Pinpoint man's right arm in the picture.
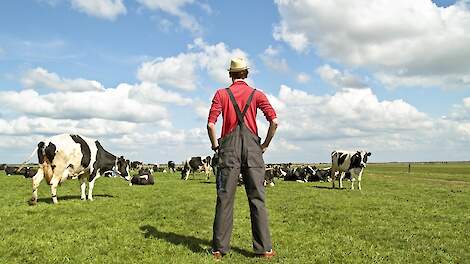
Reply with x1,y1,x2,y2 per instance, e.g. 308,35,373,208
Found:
257,91,278,153
261,118,278,153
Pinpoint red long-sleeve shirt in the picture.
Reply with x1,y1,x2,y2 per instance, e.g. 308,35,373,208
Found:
208,80,277,138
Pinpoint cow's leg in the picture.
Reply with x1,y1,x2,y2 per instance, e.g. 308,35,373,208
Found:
50,177,60,204
350,173,355,190
339,172,344,189
30,169,44,205
88,175,100,201
331,169,336,188
80,176,87,200
358,170,363,191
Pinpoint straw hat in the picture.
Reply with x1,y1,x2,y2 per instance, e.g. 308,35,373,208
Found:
228,57,249,72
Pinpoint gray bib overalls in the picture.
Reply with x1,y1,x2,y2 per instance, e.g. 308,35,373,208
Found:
212,88,273,254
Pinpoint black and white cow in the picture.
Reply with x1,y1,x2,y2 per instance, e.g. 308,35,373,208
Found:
283,166,316,182
5,166,20,176
181,156,211,180
30,133,131,205
167,161,176,173
210,153,218,177
130,168,155,185
331,150,371,190
310,167,331,182
131,161,143,170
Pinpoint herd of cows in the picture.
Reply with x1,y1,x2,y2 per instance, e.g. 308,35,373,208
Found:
0,133,371,204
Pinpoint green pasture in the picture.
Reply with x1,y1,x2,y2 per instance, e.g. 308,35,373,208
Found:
0,163,469,263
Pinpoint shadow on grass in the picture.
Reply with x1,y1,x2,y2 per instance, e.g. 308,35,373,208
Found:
311,185,346,190
139,225,254,257
35,194,115,204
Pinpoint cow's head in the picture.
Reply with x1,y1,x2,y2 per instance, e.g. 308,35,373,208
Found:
116,156,131,181
356,151,371,168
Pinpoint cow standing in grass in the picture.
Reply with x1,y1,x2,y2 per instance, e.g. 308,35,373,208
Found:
330,150,371,190
30,133,131,205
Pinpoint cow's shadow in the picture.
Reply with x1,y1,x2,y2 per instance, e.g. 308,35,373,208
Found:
35,194,115,204
311,185,346,190
139,225,253,257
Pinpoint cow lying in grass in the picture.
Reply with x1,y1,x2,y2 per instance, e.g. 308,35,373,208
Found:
283,166,316,182
4,166,38,178
29,133,131,205
130,168,155,185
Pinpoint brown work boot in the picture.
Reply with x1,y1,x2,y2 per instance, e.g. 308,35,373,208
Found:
211,250,223,261
256,249,276,259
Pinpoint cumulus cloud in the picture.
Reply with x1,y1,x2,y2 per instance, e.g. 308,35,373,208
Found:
22,67,105,92
70,0,126,20
137,0,203,34
316,64,367,89
267,85,433,143
128,82,193,105
296,72,311,83
274,0,470,89
0,116,136,137
137,38,249,89
137,54,198,91
0,86,167,123
193,100,210,120
259,46,289,73
449,97,470,121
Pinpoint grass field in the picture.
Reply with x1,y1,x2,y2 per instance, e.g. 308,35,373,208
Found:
0,163,469,263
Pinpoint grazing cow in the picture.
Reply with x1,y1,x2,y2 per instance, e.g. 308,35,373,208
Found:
331,150,371,190
30,133,131,205
181,156,211,180
167,161,176,173
131,168,155,185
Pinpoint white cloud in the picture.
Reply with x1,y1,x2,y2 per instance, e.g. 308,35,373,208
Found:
316,64,366,89
36,0,61,7
128,82,193,105
0,86,167,123
22,67,105,92
296,72,311,83
70,0,126,20
449,97,470,121
137,54,198,91
267,84,433,144
193,100,210,120
274,0,470,89
190,38,248,84
137,38,249,89
137,0,203,34
259,46,289,73
0,116,136,137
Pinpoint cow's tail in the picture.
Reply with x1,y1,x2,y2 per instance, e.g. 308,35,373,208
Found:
16,146,39,172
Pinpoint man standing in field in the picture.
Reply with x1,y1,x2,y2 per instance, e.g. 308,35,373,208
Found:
207,57,278,260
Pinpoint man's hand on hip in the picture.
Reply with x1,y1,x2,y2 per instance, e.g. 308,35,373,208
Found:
261,143,268,153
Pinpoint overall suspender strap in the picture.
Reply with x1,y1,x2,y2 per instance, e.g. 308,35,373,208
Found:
226,88,256,125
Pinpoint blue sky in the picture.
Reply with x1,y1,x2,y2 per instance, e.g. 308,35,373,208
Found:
1,0,469,163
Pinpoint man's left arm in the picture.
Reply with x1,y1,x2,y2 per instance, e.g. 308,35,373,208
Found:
207,91,222,151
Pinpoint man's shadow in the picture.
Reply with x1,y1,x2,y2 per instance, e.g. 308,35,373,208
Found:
139,225,253,257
